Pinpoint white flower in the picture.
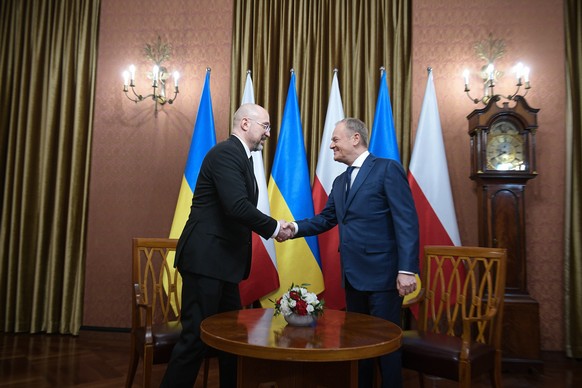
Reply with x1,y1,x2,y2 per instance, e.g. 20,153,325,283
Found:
304,293,318,304
272,283,325,318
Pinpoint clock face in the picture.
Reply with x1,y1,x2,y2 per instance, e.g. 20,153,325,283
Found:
486,121,526,171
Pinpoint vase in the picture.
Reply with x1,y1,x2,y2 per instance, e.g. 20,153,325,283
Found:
284,313,316,327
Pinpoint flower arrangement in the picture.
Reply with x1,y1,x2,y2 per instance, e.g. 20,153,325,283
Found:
273,283,325,318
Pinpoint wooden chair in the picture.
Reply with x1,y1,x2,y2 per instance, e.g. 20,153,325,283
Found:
125,237,216,388
401,246,507,388
125,238,182,388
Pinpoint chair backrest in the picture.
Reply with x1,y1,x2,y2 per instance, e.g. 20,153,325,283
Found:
131,238,181,328
416,246,507,348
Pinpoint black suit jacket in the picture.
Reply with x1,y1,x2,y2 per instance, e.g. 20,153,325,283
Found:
175,136,278,283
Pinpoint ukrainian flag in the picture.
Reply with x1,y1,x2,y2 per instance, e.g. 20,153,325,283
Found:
169,69,216,240
166,69,216,313
264,71,324,301
369,68,400,162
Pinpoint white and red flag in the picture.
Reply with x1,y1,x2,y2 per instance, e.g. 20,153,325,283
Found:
311,71,346,310
407,69,464,311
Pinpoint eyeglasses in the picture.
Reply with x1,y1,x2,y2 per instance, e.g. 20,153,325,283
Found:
248,118,271,133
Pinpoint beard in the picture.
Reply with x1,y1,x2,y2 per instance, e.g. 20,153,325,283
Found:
251,137,266,152
251,143,263,152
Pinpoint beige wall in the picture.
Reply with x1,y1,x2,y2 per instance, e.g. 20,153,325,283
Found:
85,0,565,351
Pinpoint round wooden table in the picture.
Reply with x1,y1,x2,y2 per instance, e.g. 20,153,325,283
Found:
200,308,402,388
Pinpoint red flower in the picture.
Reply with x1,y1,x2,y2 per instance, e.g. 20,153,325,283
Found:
295,300,308,315
289,291,301,301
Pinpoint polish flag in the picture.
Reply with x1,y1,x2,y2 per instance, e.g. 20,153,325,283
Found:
238,71,279,306
407,69,463,312
312,71,346,310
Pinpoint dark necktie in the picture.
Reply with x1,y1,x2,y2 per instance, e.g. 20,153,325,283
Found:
249,156,258,199
345,166,355,201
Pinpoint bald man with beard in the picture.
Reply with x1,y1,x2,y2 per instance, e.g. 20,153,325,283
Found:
161,104,293,388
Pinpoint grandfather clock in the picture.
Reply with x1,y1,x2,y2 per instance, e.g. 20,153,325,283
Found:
467,95,543,371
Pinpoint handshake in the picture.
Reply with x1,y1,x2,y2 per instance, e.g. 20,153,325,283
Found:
275,220,296,242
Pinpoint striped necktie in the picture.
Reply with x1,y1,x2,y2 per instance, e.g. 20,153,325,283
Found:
345,166,355,201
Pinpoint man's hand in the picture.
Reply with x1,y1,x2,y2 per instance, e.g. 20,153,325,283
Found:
397,273,417,297
275,220,295,242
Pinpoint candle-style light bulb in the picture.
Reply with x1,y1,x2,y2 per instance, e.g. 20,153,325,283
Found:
123,71,129,87
152,65,159,87
129,64,136,85
523,66,531,89
514,62,524,83
463,69,470,90
173,71,180,87
487,64,495,81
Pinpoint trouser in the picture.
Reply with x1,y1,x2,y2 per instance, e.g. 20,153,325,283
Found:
345,279,403,388
160,272,241,388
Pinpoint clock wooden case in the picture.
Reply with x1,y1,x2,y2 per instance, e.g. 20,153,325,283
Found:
467,95,543,371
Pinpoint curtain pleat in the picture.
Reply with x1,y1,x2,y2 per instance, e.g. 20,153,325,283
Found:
564,0,582,359
0,0,99,335
230,0,411,179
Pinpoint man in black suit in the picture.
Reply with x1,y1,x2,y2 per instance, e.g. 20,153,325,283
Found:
160,103,293,388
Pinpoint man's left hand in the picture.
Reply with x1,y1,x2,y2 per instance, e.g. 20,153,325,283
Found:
397,273,417,297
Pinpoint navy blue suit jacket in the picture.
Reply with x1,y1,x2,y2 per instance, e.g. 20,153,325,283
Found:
296,153,419,291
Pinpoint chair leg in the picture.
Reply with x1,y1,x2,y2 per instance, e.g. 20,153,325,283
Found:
125,338,139,388
492,352,502,388
491,365,502,388
203,355,210,388
418,372,425,388
142,346,153,388
459,361,471,388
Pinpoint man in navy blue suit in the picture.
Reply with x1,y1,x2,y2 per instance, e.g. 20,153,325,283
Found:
288,117,419,388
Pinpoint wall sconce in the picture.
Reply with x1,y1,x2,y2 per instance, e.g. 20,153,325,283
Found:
122,36,180,117
463,34,531,105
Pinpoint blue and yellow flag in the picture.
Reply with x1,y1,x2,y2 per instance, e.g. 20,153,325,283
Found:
369,69,400,162
166,69,216,313
169,69,217,240
264,71,324,301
